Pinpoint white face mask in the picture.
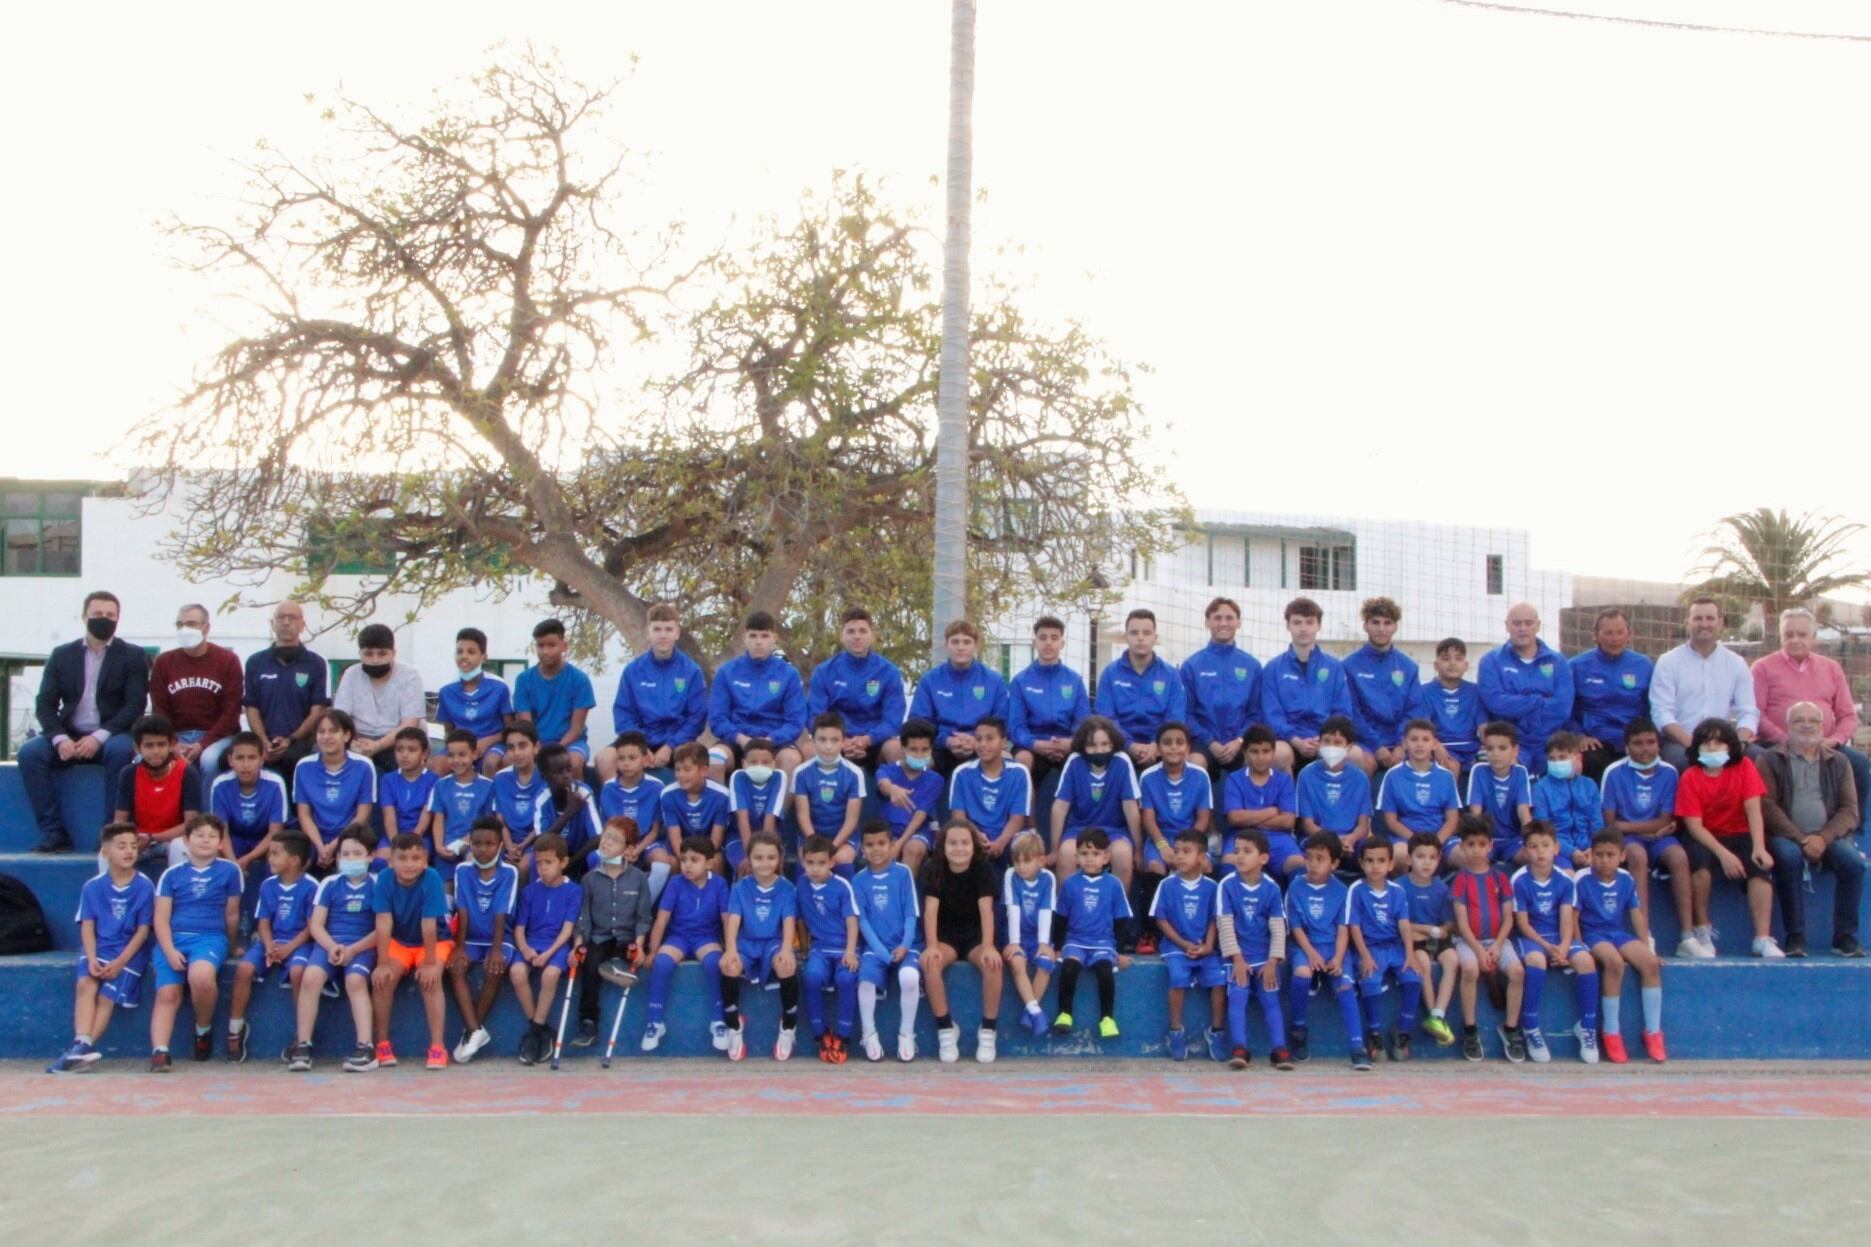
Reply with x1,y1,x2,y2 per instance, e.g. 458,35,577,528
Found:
1319,745,1349,768
176,626,205,649
744,764,775,785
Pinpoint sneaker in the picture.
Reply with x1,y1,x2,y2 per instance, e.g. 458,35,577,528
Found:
375,1040,397,1068
774,1027,796,1062
342,1044,377,1073
1499,1025,1527,1064
1023,1009,1048,1037
710,1021,731,1052
454,1027,491,1064
1696,924,1721,953
1166,1028,1188,1062
829,1034,848,1064
70,1040,101,1070
1784,936,1808,959
1643,1030,1669,1063
1751,936,1786,960
192,1031,213,1062
976,1028,997,1064
1350,1047,1372,1071
149,1050,172,1073
1204,1027,1229,1063
1270,1047,1295,1071
1392,1032,1412,1062
1367,1030,1387,1062
1676,934,1716,959
1524,1027,1551,1063
572,1017,598,1048
46,1045,78,1075
726,1019,746,1062
287,1041,314,1073
227,1023,248,1064
598,959,638,988
1098,1016,1119,1040
1834,935,1865,958
1601,1032,1629,1064
1574,1023,1600,1064
1135,932,1158,956
1229,1046,1250,1070
1461,1030,1484,1062
861,1031,884,1062
1051,1012,1074,1036
640,1020,666,1053
425,1045,447,1071
1422,1015,1455,1046
817,1033,834,1063
1289,1027,1310,1063
937,1025,960,1064
897,1033,917,1062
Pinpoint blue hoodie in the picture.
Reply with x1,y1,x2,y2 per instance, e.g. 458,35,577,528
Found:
1006,660,1091,752
908,662,1011,749
1094,652,1189,746
611,649,708,749
1258,647,1353,741
1566,647,1654,743
1342,643,1421,751
1477,641,1574,772
1179,641,1263,751
707,653,807,745
806,650,907,742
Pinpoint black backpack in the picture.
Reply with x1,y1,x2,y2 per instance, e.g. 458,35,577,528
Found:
0,873,53,955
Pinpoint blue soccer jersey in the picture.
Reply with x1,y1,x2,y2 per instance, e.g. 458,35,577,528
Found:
793,758,867,839
1216,873,1284,964
948,758,1032,839
1053,754,1139,833
491,767,548,840
76,873,155,957
1138,764,1212,837
1376,763,1460,838
1532,774,1605,855
729,875,797,943
428,775,497,844
1150,873,1218,948
513,663,596,753
708,653,808,745
659,872,730,947
1398,874,1453,931
1296,761,1373,835
157,859,244,936
1222,767,1297,823
661,782,733,841
873,762,943,837
380,769,437,836
728,769,789,827
254,875,316,941
1057,871,1132,950
1180,641,1263,753
1575,869,1641,946
1284,875,1349,956
209,771,289,854
1002,868,1058,949
452,861,520,945
1344,879,1408,952
1601,758,1678,824
1412,679,1483,765
314,876,378,945
513,877,581,949
435,675,514,742
599,775,667,836
1511,867,1575,945
373,868,450,946
1466,763,1532,841
533,781,603,853
1093,654,1190,746
806,650,907,743
292,753,378,837
853,862,920,957
798,875,860,950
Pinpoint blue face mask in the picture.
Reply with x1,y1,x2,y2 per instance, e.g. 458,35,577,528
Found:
600,854,625,868
338,858,369,879
1629,755,1659,772
1545,759,1575,780
904,754,931,772
459,666,483,683
1698,749,1731,770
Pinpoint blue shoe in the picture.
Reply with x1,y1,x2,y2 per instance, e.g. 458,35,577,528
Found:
1024,1010,1048,1037
1166,1028,1188,1061
1350,1047,1373,1071
1204,1027,1229,1063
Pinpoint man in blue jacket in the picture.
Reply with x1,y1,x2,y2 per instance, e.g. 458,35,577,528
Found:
1095,609,1200,772
604,602,708,780
1007,615,1090,795
1342,596,1420,778
806,607,906,770
20,590,149,851
1565,607,1653,780
706,611,806,781
1477,602,1574,776
1259,597,1357,775
1180,596,1262,775
908,620,1011,776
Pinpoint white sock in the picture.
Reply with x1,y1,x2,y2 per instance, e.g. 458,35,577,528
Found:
1431,1008,1445,1020
647,861,671,901
74,1033,92,1047
896,965,921,1037
228,1018,246,1036
1024,1000,1042,1017
858,982,879,1036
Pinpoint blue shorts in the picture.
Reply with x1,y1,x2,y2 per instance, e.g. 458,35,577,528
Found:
1356,943,1417,996
1162,949,1226,989
504,942,571,972
240,940,314,983
1060,941,1117,967
724,837,748,871
1513,937,1590,965
899,822,936,850
858,949,921,989
154,931,229,990
804,946,857,983
1493,836,1524,864
76,950,149,1008
1626,834,1682,864
1009,940,1057,974
307,944,377,979
1056,824,1123,852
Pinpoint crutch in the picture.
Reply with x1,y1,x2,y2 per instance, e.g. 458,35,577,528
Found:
599,949,640,1069
549,949,584,1071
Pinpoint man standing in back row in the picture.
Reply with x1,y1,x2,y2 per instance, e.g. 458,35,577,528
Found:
1650,597,1757,772
1477,602,1572,777
1751,606,1869,838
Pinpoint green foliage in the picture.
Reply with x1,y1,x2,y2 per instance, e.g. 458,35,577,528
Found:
1687,508,1869,624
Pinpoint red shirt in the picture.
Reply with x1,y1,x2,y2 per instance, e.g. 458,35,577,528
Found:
1673,757,1767,836
149,643,245,743
116,761,201,837
1451,867,1513,940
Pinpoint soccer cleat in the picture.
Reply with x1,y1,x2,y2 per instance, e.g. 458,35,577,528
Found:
1288,1026,1310,1063
573,1018,598,1048
1422,1015,1455,1046
861,1031,885,1062
1229,1047,1250,1070
640,1021,667,1053
227,1023,249,1064
829,1034,849,1064
1783,937,1807,959
375,1040,397,1068
598,959,638,988
1643,1030,1669,1063
425,1045,447,1071
1367,1030,1386,1062
1205,1027,1229,1063
454,1027,491,1064
1098,1016,1120,1040
1574,1024,1599,1064
898,1033,917,1062
516,1027,540,1066
1751,936,1785,959
1461,1031,1484,1062
1601,1032,1629,1064
817,1032,834,1063
1835,935,1865,958
1676,934,1716,959
149,1050,173,1073
726,1019,746,1062
1270,1047,1295,1071
937,1025,960,1064
1524,1027,1551,1064
1166,1028,1188,1062
286,1042,314,1073
193,1031,214,1062
1392,1032,1412,1062
1499,1025,1527,1064
710,1021,731,1052
1350,1047,1373,1071
976,1028,997,1064
342,1044,377,1073
1051,1012,1074,1036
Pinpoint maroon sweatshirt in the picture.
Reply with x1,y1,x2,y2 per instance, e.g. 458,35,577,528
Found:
150,643,245,744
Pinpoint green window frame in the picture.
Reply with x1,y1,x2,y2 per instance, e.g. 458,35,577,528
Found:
1,487,84,577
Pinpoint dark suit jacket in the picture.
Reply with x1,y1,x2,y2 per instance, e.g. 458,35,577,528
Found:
35,637,150,740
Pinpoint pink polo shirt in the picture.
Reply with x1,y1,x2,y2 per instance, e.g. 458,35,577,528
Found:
1751,650,1857,745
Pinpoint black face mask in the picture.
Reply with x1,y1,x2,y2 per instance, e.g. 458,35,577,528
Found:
86,617,117,642
1083,750,1115,768
360,662,393,680
273,644,303,661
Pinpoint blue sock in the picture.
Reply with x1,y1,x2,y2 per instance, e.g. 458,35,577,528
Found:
1226,984,1250,1049
1334,981,1366,1049
700,950,724,1023
833,862,855,881
1522,962,1546,1027
1256,982,1287,1049
1359,987,1382,1034
1399,974,1423,1030
1574,970,1599,1031
802,960,827,1033
1287,971,1312,1031
837,972,858,1037
1641,986,1662,1034
646,953,676,1022
1602,993,1621,1035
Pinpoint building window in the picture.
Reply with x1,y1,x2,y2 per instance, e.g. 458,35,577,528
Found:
1,489,83,576
1298,542,1356,592
1128,549,1153,582
1486,554,1505,596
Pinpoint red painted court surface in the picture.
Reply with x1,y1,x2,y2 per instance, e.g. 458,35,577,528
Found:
5,1064,1867,1119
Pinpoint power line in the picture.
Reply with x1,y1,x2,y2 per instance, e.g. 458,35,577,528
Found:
1439,0,1871,42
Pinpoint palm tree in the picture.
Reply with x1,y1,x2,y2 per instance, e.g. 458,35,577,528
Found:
931,0,975,662
1686,509,1869,624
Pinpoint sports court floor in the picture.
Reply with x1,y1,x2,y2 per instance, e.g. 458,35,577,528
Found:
1,1061,1865,1244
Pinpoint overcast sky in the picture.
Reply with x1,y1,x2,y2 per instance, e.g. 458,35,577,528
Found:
6,0,1869,590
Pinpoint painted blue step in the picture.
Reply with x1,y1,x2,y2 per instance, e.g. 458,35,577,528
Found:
0,763,108,853
6,954,1867,1064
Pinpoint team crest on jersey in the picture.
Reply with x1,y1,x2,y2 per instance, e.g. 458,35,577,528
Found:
1325,786,1341,806
1083,890,1100,912
865,679,880,698
972,685,985,700
1306,895,1325,920
1151,680,1166,696
1181,894,1203,920
1539,663,1554,678
1634,788,1654,811
767,680,781,695
819,782,836,803
1234,667,1248,682
981,789,999,811
674,678,688,692
1167,790,1184,813
1059,685,1073,698
1534,894,1554,916
109,897,129,921
294,672,309,688
1414,782,1431,802
1316,668,1329,682
1621,673,1637,689
1600,892,1619,916
1089,778,1106,800
1391,669,1406,687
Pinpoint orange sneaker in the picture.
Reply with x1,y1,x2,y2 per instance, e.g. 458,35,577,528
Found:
1600,1033,1629,1064
425,1045,448,1071
1643,1031,1668,1063
375,1040,397,1068
829,1034,848,1065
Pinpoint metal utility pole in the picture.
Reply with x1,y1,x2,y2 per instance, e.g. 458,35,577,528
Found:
931,0,975,662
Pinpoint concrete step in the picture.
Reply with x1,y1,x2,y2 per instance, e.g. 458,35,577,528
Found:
0,763,108,853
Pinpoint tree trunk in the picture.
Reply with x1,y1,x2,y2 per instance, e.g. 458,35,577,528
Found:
931,0,976,662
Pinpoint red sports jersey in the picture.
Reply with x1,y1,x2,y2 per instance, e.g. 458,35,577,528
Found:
1450,867,1513,940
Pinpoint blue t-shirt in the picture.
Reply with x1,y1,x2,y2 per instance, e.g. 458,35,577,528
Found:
874,762,943,836
513,663,596,752
1001,868,1057,948
1575,869,1641,946
1057,871,1132,949
661,783,733,841
157,859,244,936
659,873,730,946
728,770,789,828
1138,764,1212,837
1376,763,1461,837
428,775,497,844
514,878,581,950
76,873,155,957
372,867,449,946
293,753,378,837
532,781,603,854
1149,873,1217,948
435,675,514,742
254,875,317,941
380,769,438,836
1511,867,1575,945
1412,679,1483,763
1296,762,1372,835
729,875,797,943
599,775,667,836
314,876,378,945
1601,759,1679,826
1398,874,1454,930
491,767,548,840
1053,754,1139,833
1222,767,1297,824
948,759,1032,839
798,875,859,950
1465,763,1532,842
452,861,520,945
209,771,290,853
242,645,329,740
1284,875,1349,955
1216,874,1284,964
793,759,867,839
853,863,920,956
1344,879,1408,952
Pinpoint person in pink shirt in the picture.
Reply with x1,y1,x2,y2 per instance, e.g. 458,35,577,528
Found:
1751,607,1868,837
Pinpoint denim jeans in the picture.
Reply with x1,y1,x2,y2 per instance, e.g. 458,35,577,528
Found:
17,732,136,845
1767,835,1865,944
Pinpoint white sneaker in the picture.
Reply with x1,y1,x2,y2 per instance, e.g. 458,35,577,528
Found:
1676,934,1716,959
937,1025,960,1063
454,1027,491,1064
1574,1023,1600,1065
976,1027,997,1064
1696,925,1721,953
726,1021,746,1061
711,1021,731,1051
861,1031,884,1062
1525,1027,1552,1064
898,1033,917,1062
1752,936,1786,959
773,1027,795,1062
640,1021,666,1052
